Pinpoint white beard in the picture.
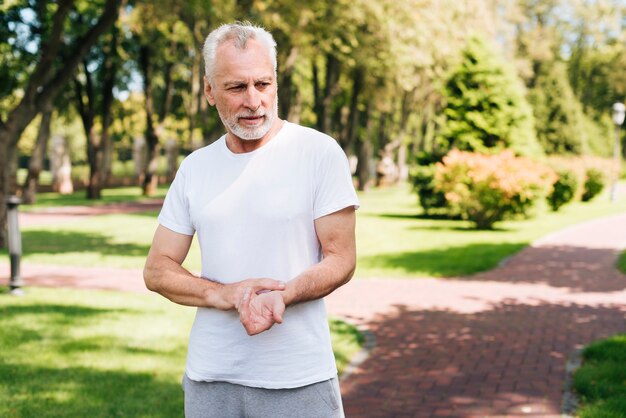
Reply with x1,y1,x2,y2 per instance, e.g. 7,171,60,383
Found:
220,100,279,141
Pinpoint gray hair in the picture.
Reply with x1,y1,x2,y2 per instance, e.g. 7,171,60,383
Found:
203,22,277,85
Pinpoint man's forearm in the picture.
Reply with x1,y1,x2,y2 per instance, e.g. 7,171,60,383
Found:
144,255,224,308
281,253,355,307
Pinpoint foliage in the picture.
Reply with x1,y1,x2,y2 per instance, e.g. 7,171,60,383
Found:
409,164,447,215
573,334,626,418
529,63,587,154
439,36,542,157
582,168,606,202
547,169,578,211
434,150,556,229
0,287,362,417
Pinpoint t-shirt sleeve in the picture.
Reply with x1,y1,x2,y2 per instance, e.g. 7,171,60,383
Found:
313,140,360,220
157,166,195,236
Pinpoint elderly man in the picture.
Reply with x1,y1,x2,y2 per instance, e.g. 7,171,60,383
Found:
143,22,359,418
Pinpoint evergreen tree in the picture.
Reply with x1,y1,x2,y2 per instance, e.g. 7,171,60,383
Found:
439,36,542,157
529,62,587,154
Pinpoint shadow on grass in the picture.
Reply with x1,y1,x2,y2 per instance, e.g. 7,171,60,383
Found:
0,363,182,418
18,230,150,257
23,187,168,209
358,242,526,277
0,303,135,351
375,212,463,221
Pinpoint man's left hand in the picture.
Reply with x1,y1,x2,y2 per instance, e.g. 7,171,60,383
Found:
237,288,285,336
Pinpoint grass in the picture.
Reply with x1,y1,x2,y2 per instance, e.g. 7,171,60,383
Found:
617,250,626,274
4,182,626,277
0,287,363,417
573,334,626,417
354,183,626,277
19,186,168,211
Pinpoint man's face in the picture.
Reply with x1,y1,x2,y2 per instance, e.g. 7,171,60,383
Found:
205,38,278,141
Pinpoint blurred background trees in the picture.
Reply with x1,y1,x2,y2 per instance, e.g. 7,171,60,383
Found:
1,0,625,241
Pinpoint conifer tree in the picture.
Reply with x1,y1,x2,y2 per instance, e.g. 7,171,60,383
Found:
440,36,542,157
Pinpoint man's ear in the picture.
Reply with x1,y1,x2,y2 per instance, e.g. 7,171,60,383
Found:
204,76,216,106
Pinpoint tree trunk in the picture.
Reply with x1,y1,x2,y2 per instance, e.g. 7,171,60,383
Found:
344,66,365,153
0,0,120,247
321,54,340,134
356,103,373,191
278,46,299,121
21,105,54,204
313,54,340,134
87,26,118,199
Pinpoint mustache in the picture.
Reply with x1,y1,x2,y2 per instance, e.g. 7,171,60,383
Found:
237,110,266,118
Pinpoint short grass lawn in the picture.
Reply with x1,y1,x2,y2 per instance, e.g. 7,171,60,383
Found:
573,334,626,417
0,287,363,418
5,182,626,278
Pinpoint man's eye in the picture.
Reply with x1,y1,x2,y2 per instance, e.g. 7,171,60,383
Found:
230,85,245,91
256,82,270,89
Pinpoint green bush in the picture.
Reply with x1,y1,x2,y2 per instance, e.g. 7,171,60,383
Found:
409,164,447,214
582,168,605,202
435,150,556,229
547,170,578,211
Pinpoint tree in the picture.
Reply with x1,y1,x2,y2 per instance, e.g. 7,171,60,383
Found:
0,0,120,247
439,36,542,157
529,62,587,154
73,20,123,199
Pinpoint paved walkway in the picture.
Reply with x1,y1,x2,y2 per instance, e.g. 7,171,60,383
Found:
2,203,626,417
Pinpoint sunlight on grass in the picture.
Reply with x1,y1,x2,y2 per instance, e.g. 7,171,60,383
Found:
0,287,363,417
0,287,192,417
354,183,626,278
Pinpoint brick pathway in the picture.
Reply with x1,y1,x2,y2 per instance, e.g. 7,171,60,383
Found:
2,204,626,417
326,213,626,417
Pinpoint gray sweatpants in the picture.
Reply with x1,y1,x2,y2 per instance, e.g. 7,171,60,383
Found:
182,374,345,418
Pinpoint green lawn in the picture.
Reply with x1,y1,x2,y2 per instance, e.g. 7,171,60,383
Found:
6,182,626,278
355,183,626,277
0,287,362,418
573,334,626,418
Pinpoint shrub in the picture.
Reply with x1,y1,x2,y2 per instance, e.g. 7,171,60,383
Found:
547,170,578,211
582,168,605,202
409,164,447,214
435,150,556,229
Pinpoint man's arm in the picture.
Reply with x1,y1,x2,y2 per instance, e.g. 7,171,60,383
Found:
282,206,356,306
144,225,285,309
238,206,356,335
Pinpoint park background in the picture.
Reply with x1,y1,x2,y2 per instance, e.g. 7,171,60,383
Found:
1,0,626,417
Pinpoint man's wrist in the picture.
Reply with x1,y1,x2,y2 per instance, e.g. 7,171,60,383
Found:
200,278,231,310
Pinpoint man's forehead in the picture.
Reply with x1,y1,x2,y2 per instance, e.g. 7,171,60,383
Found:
213,39,274,82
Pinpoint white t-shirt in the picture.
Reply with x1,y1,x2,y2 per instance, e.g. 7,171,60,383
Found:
158,121,360,389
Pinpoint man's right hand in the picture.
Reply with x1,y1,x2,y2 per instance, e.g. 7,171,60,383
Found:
210,278,286,311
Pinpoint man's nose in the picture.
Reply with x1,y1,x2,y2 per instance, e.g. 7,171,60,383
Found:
243,85,261,110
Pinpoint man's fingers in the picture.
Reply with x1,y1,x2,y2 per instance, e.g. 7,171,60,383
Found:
273,296,285,324
238,287,251,312
252,279,285,294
